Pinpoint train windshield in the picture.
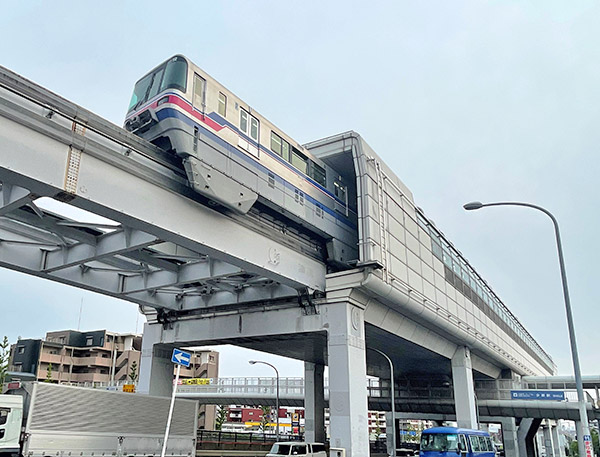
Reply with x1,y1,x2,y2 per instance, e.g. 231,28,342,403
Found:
128,56,188,113
420,433,460,452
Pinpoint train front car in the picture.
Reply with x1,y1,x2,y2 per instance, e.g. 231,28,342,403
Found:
124,55,358,268
124,55,258,213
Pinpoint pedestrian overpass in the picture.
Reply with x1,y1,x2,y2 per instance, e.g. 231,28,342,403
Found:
175,376,599,421
0,64,575,457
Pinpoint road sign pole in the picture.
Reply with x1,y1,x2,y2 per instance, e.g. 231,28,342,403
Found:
161,363,181,457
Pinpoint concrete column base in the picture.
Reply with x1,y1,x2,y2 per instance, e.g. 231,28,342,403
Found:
501,417,520,457
451,346,478,429
304,361,325,443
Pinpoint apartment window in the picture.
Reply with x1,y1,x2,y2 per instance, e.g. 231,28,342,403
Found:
86,336,94,346
218,92,227,117
17,346,25,354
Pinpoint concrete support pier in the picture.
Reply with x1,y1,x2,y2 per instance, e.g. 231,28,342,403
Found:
501,417,520,457
326,300,369,456
138,322,173,396
451,346,478,429
542,421,556,457
304,361,326,443
517,418,542,457
551,424,565,457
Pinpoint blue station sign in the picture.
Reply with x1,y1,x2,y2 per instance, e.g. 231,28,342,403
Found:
510,390,565,401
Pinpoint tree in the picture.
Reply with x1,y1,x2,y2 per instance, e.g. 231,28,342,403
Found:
259,405,272,432
214,405,228,431
45,363,53,382
570,439,578,457
0,336,9,388
128,361,138,382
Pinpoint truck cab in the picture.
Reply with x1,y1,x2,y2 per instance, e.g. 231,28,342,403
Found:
0,394,23,457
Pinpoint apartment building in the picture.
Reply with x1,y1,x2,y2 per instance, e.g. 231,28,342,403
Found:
10,330,142,384
9,330,220,428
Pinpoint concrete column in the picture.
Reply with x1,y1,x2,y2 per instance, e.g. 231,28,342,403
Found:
501,417,520,457
138,322,173,396
304,361,326,443
551,424,565,457
542,421,555,457
517,418,542,457
326,301,369,457
451,346,478,429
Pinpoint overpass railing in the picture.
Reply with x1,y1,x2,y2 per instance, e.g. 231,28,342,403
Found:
178,377,597,404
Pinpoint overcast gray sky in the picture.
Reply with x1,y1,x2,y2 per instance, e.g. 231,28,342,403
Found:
1,1,599,378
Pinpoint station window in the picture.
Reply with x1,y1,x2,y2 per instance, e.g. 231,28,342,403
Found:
218,92,227,117
334,181,347,202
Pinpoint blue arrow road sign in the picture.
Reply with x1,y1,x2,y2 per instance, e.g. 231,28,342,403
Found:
171,349,191,367
510,390,565,401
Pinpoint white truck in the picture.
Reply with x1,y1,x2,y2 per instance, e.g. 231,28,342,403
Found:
0,382,197,457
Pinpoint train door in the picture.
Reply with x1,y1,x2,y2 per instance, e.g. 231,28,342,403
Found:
192,74,206,115
239,108,259,157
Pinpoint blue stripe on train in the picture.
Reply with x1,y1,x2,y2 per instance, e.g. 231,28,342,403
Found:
155,108,357,230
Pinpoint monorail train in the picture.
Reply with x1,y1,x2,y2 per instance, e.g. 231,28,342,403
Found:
124,55,357,267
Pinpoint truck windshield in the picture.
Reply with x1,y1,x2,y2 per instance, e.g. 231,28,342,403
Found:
269,443,291,455
420,433,460,452
128,56,187,113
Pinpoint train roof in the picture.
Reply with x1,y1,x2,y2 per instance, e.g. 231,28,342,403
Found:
423,427,490,436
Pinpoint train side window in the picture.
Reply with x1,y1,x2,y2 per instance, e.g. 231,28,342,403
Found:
250,117,259,141
291,147,308,174
240,110,248,134
281,139,289,161
218,92,227,117
271,132,290,161
309,161,326,186
271,132,282,155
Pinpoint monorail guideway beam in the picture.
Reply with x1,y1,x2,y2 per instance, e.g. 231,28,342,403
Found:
0,67,327,313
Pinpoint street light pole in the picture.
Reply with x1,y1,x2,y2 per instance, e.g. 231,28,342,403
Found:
370,348,396,457
464,201,591,457
249,360,280,441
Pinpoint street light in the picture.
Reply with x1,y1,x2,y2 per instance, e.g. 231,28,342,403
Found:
369,348,396,457
249,360,280,441
464,201,591,457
